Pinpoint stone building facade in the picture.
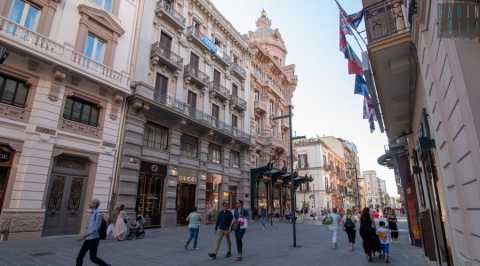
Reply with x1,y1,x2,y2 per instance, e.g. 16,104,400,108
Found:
113,0,252,228
364,0,480,263
0,0,138,239
248,11,297,217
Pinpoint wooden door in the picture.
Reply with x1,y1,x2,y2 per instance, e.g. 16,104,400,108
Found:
190,53,199,71
160,32,172,57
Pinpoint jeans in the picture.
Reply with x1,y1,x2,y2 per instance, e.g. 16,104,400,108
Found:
186,228,199,248
234,229,246,256
76,238,109,266
212,230,231,254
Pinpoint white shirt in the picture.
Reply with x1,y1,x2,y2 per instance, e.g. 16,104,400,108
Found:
328,213,341,230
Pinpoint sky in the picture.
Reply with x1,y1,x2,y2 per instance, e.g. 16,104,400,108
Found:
210,0,398,196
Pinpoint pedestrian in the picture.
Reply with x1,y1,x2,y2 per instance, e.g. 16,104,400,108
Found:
376,220,391,263
360,207,378,262
343,209,357,251
232,200,249,261
76,199,110,266
328,208,341,249
388,209,398,240
208,202,233,260
185,206,201,250
113,204,128,241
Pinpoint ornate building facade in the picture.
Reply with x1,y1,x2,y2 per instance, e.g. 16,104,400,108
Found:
114,0,251,228
0,0,138,239
248,11,297,217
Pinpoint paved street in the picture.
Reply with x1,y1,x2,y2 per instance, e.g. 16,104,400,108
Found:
0,219,428,266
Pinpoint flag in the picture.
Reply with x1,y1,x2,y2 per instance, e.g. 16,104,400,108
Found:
347,10,364,30
354,75,369,97
343,44,363,75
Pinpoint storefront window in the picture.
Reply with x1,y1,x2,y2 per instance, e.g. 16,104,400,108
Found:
206,174,222,223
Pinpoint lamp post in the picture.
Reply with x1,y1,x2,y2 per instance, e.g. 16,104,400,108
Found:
272,105,305,247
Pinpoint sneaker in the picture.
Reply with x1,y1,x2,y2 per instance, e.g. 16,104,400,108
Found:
208,253,216,259
226,252,232,258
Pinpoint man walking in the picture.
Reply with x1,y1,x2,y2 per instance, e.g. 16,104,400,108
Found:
233,200,249,261
208,202,233,260
76,199,110,266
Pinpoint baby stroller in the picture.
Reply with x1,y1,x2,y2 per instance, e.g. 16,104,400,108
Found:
127,215,146,240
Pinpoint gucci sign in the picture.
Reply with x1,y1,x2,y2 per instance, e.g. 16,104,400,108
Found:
178,175,197,184
0,148,11,163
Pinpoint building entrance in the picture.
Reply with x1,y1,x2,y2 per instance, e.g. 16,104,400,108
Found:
136,162,166,227
176,183,196,225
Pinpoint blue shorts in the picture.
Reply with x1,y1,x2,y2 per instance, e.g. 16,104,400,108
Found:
381,243,390,254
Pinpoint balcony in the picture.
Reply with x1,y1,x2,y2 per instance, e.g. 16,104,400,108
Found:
186,26,211,52
209,81,229,101
184,64,209,89
230,94,246,112
151,42,183,72
364,0,415,142
231,62,246,80
281,119,289,131
155,0,186,30
254,99,267,115
0,16,130,93
212,51,232,67
153,94,250,144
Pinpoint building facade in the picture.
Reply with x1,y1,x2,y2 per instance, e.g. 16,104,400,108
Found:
248,11,297,217
363,170,383,209
113,0,252,228
365,0,480,263
0,0,138,239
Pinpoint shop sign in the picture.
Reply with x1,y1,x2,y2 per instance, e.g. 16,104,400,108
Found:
179,175,197,184
0,148,11,162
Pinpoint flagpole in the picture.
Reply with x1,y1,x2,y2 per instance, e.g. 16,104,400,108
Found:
334,0,368,50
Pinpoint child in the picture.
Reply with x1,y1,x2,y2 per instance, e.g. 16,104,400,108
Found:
376,220,391,263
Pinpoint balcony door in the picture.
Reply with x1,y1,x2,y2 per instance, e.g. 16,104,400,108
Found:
232,83,238,97
190,52,199,71
187,90,197,117
213,69,221,86
160,32,172,58
212,103,219,127
155,73,168,101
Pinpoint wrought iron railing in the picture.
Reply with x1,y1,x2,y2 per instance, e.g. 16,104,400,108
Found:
151,42,183,69
230,94,247,110
0,16,130,91
231,62,246,78
154,94,250,142
184,64,210,84
156,0,186,27
209,81,229,99
364,0,408,43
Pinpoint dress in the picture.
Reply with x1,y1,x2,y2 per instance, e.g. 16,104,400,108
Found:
359,218,379,256
388,215,398,239
114,210,128,240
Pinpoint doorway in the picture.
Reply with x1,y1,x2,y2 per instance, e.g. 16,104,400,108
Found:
0,145,13,213
43,155,90,236
136,162,166,228
0,167,9,213
176,183,196,225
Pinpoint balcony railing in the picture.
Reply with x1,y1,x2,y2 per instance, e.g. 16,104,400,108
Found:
230,94,247,111
231,62,246,80
151,42,183,71
254,99,268,114
209,81,229,101
184,64,209,88
0,16,130,92
154,94,250,143
364,0,408,43
155,0,186,29
213,51,232,66
187,26,211,51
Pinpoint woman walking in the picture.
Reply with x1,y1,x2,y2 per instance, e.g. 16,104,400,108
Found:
359,207,377,261
113,204,128,241
185,207,201,250
388,209,399,240
343,209,357,251
328,208,341,249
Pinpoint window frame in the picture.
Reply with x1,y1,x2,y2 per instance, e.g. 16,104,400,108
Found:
144,122,169,151
62,96,101,127
84,32,106,63
208,143,222,164
0,73,29,108
180,134,198,159
94,0,113,13
230,150,240,168
8,0,42,31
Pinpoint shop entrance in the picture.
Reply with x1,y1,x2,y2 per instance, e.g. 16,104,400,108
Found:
43,155,90,236
206,174,222,223
0,145,13,213
176,183,196,225
136,162,166,228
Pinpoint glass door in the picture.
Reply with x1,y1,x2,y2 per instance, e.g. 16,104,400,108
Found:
136,162,166,227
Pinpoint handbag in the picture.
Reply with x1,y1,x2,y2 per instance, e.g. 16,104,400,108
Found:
322,216,333,225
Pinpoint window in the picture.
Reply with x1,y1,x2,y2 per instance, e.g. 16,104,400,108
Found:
0,74,28,108
272,125,277,137
233,54,239,64
298,154,308,169
187,90,197,109
9,0,41,31
255,117,262,135
84,33,106,63
95,0,113,12
269,100,274,114
254,90,260,102
180,134,198,158
144,122,168,150
214,37,222,48
231,114,238,128
212,104,219,121
155,73,168,99
230,150,240,168
232,83,238,97
208,143,222,164
63,97,100,127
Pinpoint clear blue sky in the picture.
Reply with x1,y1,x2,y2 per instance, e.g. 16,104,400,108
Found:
211,0,397,196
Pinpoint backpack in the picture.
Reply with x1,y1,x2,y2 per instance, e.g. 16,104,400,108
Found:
99,218,108,240
344,217,355,230
322,216,333,225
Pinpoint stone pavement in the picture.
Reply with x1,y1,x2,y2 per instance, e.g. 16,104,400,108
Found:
0,219,429,266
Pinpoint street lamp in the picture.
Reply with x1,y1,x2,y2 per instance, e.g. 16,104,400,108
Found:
271,105,306,248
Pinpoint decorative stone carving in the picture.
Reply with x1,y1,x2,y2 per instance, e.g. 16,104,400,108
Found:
48,83,62,102
0,102,28,121
59,118,102,138
53,67,67,82
70,75,81,86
